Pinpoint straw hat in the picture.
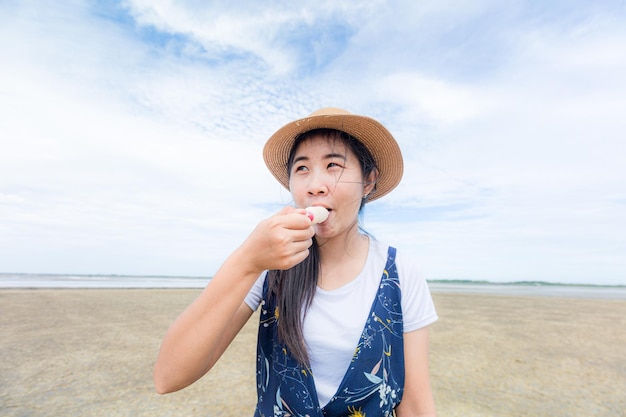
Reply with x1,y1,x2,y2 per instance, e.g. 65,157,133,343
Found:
263,107,404,202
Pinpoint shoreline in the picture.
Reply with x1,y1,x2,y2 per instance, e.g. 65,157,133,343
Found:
2,273,625,300
2,283,625,300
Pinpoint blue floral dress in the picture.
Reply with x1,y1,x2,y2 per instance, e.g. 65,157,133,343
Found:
254,246,404,417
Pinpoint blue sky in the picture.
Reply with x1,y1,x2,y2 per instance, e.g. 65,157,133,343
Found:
1,0,625,284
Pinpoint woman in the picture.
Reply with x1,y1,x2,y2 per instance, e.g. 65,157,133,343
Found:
154,108,438,416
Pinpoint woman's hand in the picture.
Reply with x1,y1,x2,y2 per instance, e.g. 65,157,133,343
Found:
238,206,315,272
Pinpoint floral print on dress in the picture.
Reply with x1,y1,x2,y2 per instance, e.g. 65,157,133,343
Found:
254,246,404,417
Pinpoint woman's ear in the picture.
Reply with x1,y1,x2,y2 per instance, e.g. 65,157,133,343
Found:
363,168,378,197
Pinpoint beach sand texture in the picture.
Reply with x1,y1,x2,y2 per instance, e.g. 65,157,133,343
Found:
1,289,624,417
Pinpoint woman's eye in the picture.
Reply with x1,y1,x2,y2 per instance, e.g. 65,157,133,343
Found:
295,165,308,172
328,162,342,169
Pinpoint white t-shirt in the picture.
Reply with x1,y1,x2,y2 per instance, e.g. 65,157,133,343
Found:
244,238,438,407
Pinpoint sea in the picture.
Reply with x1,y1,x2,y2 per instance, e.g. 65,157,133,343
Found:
1,273,625,300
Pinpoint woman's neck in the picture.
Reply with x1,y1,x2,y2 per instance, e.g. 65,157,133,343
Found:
316,226,370,290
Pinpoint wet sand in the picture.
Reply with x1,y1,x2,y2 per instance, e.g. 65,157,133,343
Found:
1,289,624,416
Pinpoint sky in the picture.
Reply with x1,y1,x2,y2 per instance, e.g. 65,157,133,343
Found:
1,0,625,285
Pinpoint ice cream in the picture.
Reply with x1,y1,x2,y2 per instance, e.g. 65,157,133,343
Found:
305,206,329,224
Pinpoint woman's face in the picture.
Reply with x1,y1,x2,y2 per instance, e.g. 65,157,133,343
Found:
288,133,375,240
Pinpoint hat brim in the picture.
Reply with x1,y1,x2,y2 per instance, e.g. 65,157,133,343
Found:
263,111,403,202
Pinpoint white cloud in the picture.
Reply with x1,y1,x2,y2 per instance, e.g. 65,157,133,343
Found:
121,0,384,74
373,73,488,124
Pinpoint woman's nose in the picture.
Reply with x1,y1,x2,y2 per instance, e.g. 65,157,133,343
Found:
307,172,329,195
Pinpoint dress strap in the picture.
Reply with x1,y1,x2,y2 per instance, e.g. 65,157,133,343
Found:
322,246,405,416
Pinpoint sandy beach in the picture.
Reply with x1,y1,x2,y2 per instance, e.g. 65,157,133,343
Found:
1,289,624,417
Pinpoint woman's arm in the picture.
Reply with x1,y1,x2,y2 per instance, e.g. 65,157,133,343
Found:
395,326,437,417
153,206,315,394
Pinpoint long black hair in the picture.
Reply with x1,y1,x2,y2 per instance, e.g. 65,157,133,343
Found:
267,128,378,366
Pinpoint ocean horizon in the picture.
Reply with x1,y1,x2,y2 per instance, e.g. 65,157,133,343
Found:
1,273,625,300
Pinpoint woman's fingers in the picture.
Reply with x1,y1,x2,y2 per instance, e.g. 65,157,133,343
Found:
241,206,316,272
